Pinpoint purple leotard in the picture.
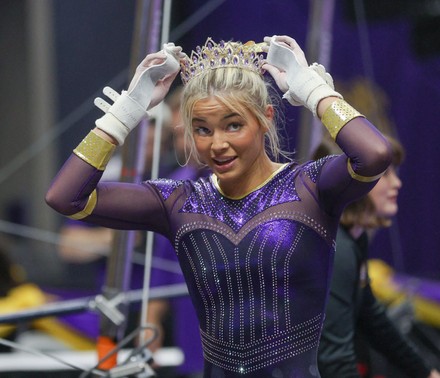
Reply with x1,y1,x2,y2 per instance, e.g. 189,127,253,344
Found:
47,118,391,377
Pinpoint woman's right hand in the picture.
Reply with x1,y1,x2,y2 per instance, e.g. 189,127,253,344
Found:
94,44,182,145
128,43,183,110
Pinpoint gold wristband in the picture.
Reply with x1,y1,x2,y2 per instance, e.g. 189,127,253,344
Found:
68,190,98,220
321,99,365,140
347,159,384,183
73,130,116,170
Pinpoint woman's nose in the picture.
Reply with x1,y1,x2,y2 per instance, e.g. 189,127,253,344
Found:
388,168,402,189
211,132,228,152
393,174,402,189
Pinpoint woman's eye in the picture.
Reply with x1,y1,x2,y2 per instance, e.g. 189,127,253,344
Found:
227,123,242,132
194,126,210,136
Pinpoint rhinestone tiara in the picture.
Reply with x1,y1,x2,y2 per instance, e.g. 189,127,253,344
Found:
180,37,266,85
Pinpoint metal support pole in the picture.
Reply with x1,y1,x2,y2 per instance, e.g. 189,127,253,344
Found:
296,0,336,160
98,0,164,371
139,0,173,347
0,284,189,325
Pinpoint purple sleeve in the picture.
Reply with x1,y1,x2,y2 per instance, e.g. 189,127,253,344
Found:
46,154,170,235
317,117,392,216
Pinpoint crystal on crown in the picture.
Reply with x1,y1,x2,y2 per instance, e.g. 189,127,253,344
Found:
180,37,266,85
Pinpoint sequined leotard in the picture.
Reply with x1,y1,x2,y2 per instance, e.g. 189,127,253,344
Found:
162,160,336,377
46,118,391,377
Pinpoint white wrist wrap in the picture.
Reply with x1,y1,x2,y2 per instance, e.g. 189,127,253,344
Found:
284,69,342,117
95,91,148,145
93,47,180,145
95,114,127,146
266,38,342,117
108,91,148,130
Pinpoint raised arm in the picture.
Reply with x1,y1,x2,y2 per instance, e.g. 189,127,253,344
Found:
317,102,391,215
263,35,392,215
46,45,182,228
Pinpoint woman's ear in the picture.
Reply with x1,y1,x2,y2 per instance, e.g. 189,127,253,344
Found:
265,105,275,121
262,105,275,133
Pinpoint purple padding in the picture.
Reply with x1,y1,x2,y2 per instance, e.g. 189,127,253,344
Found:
43,287,99,339
59,311,99,339
393,274,440,303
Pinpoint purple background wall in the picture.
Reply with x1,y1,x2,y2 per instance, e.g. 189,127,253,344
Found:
54,0,440,280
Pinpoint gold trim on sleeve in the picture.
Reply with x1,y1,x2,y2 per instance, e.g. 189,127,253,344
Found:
321,99,365,140
347,159,384,183
73,130,116,170
68,190,98,220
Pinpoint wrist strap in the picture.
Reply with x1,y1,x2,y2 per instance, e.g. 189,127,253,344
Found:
73,130,116,170
321,99,364,139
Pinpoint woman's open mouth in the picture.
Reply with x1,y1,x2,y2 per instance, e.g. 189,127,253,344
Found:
212,156,237,172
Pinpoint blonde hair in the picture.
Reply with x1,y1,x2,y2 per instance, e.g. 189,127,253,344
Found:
180,66,286,164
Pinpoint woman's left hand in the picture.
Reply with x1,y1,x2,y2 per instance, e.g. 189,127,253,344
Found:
262,35,308,93
262,35,341,117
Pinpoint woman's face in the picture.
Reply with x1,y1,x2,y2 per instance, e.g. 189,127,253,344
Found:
191,96,271,196
369,166,402,219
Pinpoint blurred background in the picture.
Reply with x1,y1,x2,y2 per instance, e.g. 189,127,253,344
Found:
0,0,439,375
1,0,439,284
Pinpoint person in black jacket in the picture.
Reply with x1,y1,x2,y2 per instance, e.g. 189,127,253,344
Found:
315,136,440,378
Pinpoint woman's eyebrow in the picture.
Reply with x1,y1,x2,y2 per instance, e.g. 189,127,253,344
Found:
223,112,241,120
192,112,241,123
